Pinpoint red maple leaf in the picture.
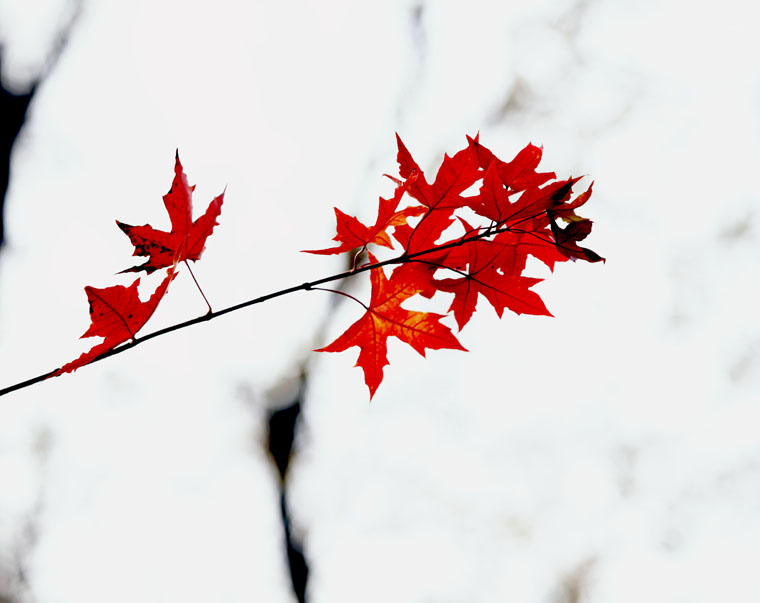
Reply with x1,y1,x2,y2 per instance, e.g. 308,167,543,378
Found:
117,152,224,273
54,267,177,375
466,134,554,193
394,135,481,254
304,176,424,255
433,221,551,329
396,134,481,211
465,162,516,224
316,255,466,399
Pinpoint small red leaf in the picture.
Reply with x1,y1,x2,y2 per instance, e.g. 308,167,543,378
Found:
117,152,224,273
303,177,424,255
54,267,177,375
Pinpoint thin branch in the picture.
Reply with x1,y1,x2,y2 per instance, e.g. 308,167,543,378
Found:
0,220,557,398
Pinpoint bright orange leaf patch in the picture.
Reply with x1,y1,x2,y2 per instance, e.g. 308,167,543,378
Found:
316,255,466,399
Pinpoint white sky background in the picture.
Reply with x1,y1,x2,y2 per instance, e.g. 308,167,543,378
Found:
0,0,759,601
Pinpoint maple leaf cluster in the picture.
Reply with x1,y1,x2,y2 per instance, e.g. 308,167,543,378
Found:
55,153,223,375
306,134,603,399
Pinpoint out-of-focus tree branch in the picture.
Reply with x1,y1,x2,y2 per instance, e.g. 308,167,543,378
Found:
0,0,82,248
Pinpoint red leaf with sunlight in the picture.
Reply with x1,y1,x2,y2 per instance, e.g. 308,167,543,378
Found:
396,135,479,210
394,134,481,253
54,267,177,375
316,255,466,399
304,177,425,255
467,134,554,192
466,162,514,223
117,152,224,273
435,222,552,330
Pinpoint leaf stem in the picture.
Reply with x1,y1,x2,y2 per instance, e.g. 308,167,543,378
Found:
183,259,212,313
309,286,369,311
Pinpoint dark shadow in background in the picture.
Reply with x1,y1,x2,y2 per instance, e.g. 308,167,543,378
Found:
0,5,79,601
267,376,309,603
0,51,35,249
262,6,431,598
263,245,365,603
0,2,81,249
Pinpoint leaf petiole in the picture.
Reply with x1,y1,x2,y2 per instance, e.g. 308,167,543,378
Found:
183,260,212,314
